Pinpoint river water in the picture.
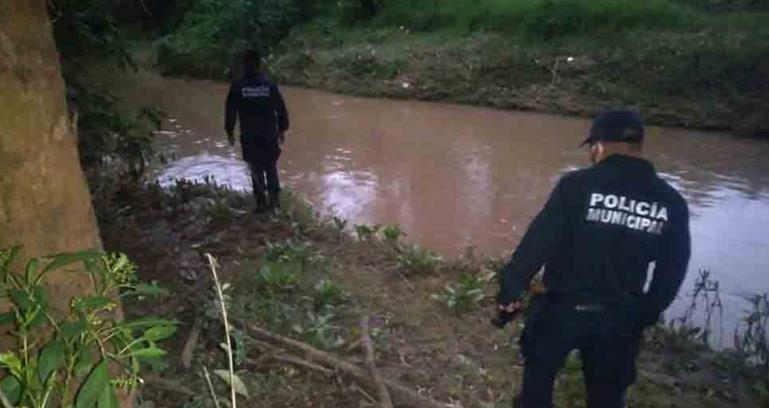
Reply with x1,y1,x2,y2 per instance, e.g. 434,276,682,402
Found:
120,72,769,343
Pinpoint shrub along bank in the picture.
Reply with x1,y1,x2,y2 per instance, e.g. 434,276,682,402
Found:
154,0,769,135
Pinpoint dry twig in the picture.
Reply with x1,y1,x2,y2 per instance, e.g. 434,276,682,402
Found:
240,321,446,408
360,314,394,408
181,318,202,369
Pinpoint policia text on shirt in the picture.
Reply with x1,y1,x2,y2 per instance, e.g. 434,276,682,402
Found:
496,110,691,408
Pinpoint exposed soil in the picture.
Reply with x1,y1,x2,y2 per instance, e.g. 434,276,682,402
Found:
96,180,762,407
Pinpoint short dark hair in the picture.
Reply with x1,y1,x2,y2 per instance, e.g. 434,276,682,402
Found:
243,49,261,73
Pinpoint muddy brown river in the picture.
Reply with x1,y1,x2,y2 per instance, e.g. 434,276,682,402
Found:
120,72,769,343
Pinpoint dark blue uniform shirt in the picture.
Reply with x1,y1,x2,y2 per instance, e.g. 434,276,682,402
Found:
498,155,691,325
225,73,289,163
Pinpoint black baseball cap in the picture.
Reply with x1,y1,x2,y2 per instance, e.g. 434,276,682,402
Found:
581,109,645,147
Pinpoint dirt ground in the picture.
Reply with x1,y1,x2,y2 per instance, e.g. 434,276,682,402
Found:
96,179,761,408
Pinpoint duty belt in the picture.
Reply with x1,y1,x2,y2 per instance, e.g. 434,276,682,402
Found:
545,292,607,312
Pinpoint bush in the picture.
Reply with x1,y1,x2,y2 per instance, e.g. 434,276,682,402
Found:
435,273,487,311
397,244,441,275
370,0,698,38
0,249,174,407
156,0,317,78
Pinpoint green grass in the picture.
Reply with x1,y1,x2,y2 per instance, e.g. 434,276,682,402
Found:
371,0,699,38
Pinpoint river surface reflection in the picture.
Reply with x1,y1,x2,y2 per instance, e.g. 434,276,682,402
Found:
119,73,769,344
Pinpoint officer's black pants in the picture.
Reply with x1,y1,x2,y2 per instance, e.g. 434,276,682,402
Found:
517,299,641,408
248,160,280,195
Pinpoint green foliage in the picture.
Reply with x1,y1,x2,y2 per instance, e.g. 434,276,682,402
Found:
735,293,769,368
48,0,160,179
256,261,300,291
265,239,316,265
434,273,487,311
72,82,162,179
157,0,318,78
292,311,339,349
50,0,132,70
313,279,348,310
367,0,697,38
354,224,382,241
380,224,406,246
396,244,441,275
0,248,175,407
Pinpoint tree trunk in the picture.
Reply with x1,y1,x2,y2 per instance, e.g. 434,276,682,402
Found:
0,2,133,406
0,0,102,307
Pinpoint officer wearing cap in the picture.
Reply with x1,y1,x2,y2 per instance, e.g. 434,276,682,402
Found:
496,110,691,407
225,50,290,213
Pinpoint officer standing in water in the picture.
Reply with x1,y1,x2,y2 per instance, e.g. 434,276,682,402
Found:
225,50,290,213
496,110,691,407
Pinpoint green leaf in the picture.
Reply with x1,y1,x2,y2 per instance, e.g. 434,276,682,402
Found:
38,340,66,383
61,321,86,340
0,312,15,324
123,282,168,298
114,317,176,331
43,251,100,274
213,369,250,399
97,385,119,408
73,296,115,313
76,360,110,408
74,348,94,378
129,347,167,359
24,258,39,283
142,325,176,342
0,246,19,281
0,375,21,406
8,289,33,311
0,352,22,376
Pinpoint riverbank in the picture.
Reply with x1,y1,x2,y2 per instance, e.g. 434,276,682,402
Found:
94,177,767,407
264,21,768,136
151,0,769,136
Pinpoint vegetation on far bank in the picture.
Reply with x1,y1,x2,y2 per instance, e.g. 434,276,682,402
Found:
151,0,769,135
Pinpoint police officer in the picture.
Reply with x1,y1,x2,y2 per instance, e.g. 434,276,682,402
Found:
225,50,290,213
496,110,691,408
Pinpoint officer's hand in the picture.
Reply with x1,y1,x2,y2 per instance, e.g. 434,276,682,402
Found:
498,301,522,313
227,133,235,146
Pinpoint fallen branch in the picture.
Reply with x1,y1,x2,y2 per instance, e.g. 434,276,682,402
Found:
360,315,394,408
395,270,416,291
240,321,446,408
246,354,333,376
181,317,202,369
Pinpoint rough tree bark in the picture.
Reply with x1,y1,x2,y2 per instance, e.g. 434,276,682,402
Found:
0,2,129,406
0,0,102,312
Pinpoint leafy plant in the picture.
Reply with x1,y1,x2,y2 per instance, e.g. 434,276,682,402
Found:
381,224,406,246
0,248,175,408
434,273,487,311
156,0,318,78
264,239,316,273
396,244,441,275
331,216,348,232
735,293,769,368
256,262,299,291
354,224,382,241
206,197,234,224
292,312,339,349
313,279,348,311
668,269,724,346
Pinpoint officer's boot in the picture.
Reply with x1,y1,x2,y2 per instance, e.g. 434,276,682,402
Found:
267,190,280,212
254,190,268,213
